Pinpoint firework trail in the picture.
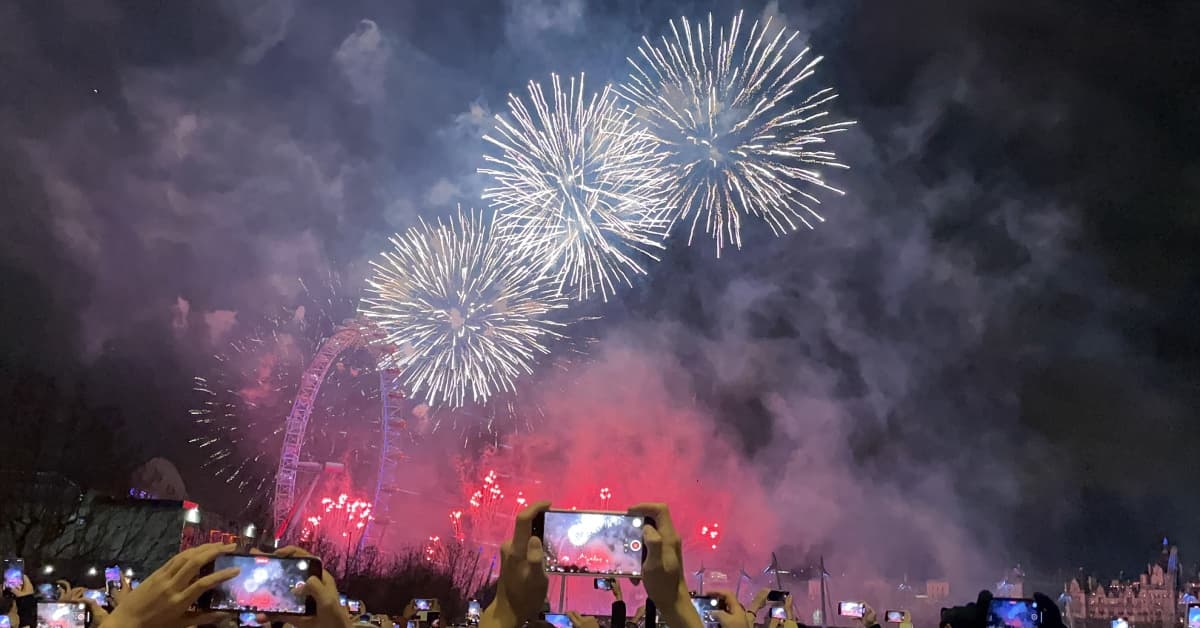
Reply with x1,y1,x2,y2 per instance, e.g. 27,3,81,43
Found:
188,274,383,513
481,73,672,302
361,210,568,409
621,11,855,256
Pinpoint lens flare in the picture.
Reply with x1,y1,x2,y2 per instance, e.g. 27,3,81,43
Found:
621,11,855,256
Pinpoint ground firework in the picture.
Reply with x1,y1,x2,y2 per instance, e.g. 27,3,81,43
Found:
621,11,855,256
361,210,567,408
481,73,671,302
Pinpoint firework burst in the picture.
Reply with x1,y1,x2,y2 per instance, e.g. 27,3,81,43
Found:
621,11,855,256
481,73,672,302
188,274,384,513
361,210,568,408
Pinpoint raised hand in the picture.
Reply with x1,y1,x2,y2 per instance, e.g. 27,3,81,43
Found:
103,542,238,628
483,500,551,628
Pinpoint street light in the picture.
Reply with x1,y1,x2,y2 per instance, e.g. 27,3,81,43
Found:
87,567,97,576
42,565,54,575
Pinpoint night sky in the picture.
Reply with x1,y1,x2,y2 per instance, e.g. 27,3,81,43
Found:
1,0,1198,584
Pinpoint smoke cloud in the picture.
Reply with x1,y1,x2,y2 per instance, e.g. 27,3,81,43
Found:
1,0,1195,605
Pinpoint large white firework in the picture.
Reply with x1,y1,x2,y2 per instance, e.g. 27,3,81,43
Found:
361,210,568,409
480,73,672,302
621,11,856,256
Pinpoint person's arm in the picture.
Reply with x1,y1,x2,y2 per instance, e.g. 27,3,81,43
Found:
628,504,703,628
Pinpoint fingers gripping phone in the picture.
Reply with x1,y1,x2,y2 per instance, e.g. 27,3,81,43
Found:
986,598,1041,628
198,554,321,615
532,510,654,577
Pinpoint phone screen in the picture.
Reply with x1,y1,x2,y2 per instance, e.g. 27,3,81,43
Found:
839,602,865,619
594,578,613,591
1111,619,1129,628
987,598,1041,628
201,554,319,615
83,590,107,604
348,600,362,613
538,510,647,576
886,611,905,623
104,567,121,587
1187,605,1200,628
414,599,433,611
771,607,787,619
239,611,264,627
544,614,573,628
129,579,141,590
36,583,58,601
3,559,23,590
36,602,89,628
0,615,10,628
692,596,724,627
468,600,482,618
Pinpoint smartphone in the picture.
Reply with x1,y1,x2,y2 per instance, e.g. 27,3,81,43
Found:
544,613,573,628
239,611,264,627
414,598,434,611
129,579,141,590
2,559,23,590
1111,619,1129,628
594,578,613,591
83,589,108,605
36,602,90,628
533,510,652,577
35,582,58,601
104,566,122,594
886,611,905,623
767,590,789,602
198,554,321,615
839,602,866,619
770,607,787,619
692,595,727,627
1187,604,1200,628
0,615,10,628
986,597,1041,628
467,600,482,619
339,594,348,607
348,599,362,613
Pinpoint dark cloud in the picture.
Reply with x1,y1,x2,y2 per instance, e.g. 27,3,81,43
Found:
0,0,1196,588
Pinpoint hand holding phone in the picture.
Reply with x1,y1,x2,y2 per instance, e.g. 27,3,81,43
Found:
885,610,905,623
413,598,434,611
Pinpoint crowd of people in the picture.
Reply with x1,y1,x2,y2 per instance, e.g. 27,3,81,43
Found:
2,502,1065,628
